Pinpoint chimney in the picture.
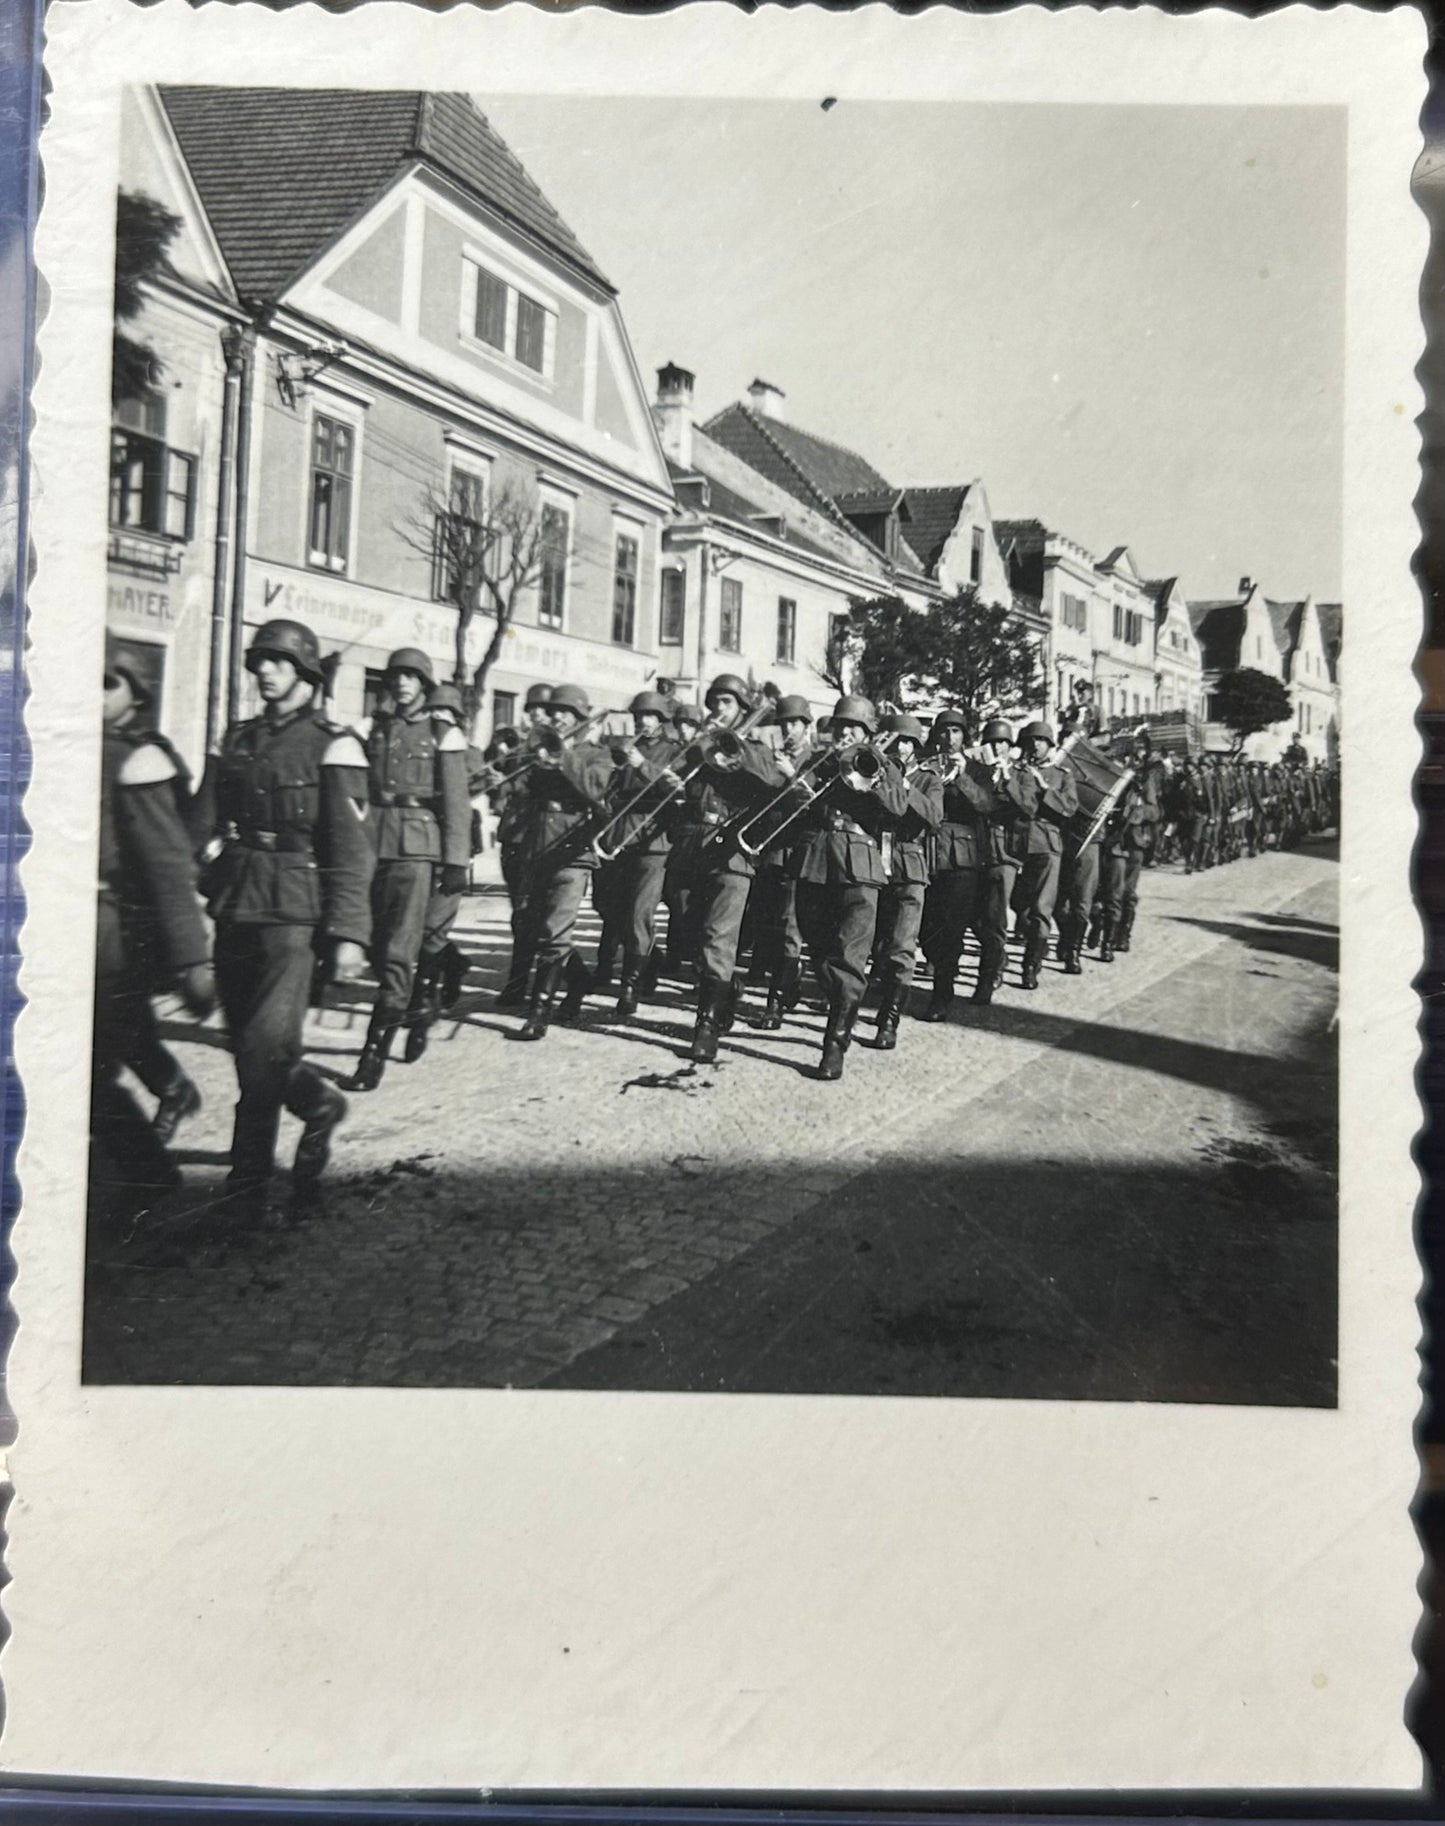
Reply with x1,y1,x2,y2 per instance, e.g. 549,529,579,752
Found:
1238,575,1254,594
748,377,786,420
654,361,695,470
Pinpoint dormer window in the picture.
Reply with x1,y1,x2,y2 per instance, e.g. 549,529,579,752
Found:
461,255,556,381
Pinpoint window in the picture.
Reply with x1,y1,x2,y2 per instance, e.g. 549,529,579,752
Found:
432,462,487,602
111,394,195,542
612,532,639,646
463,258,556,379
719,577,743,652
308,413,355,573
474,266,508,350
970,527,985,585
363,668,389,720
659,568,686,645
538,501,569,630
776,596,797,665
492,690,516,731
1061,593,1087,633
515,294,547,373
1112,604,1123,641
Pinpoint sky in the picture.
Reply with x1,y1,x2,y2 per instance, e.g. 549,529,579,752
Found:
480,96,1345,603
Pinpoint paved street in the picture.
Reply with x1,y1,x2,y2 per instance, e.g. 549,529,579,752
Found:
83,844,1339,1404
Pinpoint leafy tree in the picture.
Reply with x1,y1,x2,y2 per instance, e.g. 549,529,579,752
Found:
398,475,551,735
113,191,182,405
821,587,1044,726
1212,667,1293,754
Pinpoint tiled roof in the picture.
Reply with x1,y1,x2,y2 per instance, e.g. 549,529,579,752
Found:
834,488,905,516
1265,598,1306,659
901,486,971,578
994,518,1048,548
664,458,845,568
158,87,611,303
1145,576,1179,623
1187,600,1246,672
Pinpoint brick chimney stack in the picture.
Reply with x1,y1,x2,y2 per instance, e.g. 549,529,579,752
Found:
1238,575,1254,594
654,362,695,470
748,377,786,420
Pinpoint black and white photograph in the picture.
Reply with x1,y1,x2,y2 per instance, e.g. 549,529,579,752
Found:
6,0,1422,1796
86,78,1344,1403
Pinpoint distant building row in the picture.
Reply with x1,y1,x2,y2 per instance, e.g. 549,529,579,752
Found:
107,85,1341,770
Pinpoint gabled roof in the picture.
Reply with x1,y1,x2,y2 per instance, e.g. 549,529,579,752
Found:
1265,598,1306,660
664,458,846,568
158,87,612,303
1316,601,1343,662
993,517,1047,551
1187,600,1247,672
1145,576,1181,624
901,485,972,578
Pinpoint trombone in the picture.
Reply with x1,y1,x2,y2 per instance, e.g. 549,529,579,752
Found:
589,696,775,865
734,732,898,859
494,706,612,785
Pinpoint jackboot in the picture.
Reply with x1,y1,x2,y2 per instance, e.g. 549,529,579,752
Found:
346,1011,399,1091
780,957,803,1012
1099,918,1116,963
922,967,956,1021
404,970,441,1064
496,946,533,1008
640,948,662,996
438,943,469,1010
515,959,565,1041
717,977,741,1035
1115,906,1136,954
557,954,591,1025
1063,942,1084,976
817,1005,847,1081
688,982,720,1065
875,987,903,1050
592,941,618,990
615,960,641,1019
1085,910,1103,950
293,1081,348,1185
973,938,1004,1004
1020,934,1045,991
152,1067,202,1146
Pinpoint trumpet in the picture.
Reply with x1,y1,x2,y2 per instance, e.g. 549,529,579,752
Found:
734,732,898,859
589,697,774,866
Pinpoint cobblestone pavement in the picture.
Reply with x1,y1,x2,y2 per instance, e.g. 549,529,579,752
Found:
82,844,1339,1396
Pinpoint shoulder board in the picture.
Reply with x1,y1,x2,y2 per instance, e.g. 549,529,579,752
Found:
436,725,468,753
118,741,179,787
322,733,369,769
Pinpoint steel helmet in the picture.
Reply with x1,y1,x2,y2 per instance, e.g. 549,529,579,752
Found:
831,694,877,733
981,718,1013,746
629,690,671,717
385,646,435,685
550,683,591,719
1019,721,1055,748
245,618,324,684
880,711,926,744
706,672,751,708
524,682,554,710
428,683,465,717
672,701,705,727
932,709,970,734
104,635,153,708
773,694,814,723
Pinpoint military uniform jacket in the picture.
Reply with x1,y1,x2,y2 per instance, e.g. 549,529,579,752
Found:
1102,771,1161,856
606,732,685,856
100,726,210,985
884,762,945,885
1009,763,1078,859
792,755,911,889
193,707,374,944
365,708,471,868
519,741,615,870
676,737,784,879
930,758,1024,871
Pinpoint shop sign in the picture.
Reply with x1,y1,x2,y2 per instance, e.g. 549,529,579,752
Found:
107,581,177,627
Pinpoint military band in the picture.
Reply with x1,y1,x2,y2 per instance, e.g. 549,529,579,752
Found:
89,622,1341,1211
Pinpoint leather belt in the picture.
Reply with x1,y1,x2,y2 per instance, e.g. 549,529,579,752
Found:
236,829,311,854
375,792,430,810
824,811,874,840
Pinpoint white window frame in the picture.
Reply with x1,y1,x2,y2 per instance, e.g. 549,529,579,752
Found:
460,249,559,383
611,516,645,649
432,447,491,603
537,487,573,632
303,395,365,577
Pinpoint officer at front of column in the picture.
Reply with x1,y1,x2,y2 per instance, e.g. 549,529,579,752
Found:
347,648,471,1092
193,619,374,1202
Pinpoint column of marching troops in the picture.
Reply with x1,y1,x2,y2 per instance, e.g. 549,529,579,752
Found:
92,617,1339,1216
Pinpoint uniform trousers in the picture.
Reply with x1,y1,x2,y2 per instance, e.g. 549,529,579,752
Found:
608,848,669,964
746,864,802,980
662,851,696,968
873,880,927,991
1099,850,1144,925
921,865,1012,989
90,895,176,1194
1013,850,1062,944
419,886,462,964
530,862,592,969
693,868,754,989
796,880,880,1015
1056,842,1100,950
591,859,625,965
215,921,332,1187
370,857,435,1020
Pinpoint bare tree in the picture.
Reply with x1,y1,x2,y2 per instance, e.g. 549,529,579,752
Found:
398,474,554,735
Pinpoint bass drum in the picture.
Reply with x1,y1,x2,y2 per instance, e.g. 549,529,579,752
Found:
1059,733,1132,840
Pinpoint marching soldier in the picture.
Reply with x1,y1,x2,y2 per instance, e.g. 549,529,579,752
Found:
346,649,471,1092
402,681,483,1062
660,699,707,977
512,683,615,1041
671,674,782,1065
870,711,943,1047
919,712,1021,1018
192,619,374,1199
743,693,814,1031
1011,721,1079,990
790,696,910,1080
92,640,215,1210
493,683,553,1005
600,689,683,1018
1096,730,1160,958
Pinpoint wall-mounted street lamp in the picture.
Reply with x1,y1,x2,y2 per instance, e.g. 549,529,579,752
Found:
275,341,350,409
